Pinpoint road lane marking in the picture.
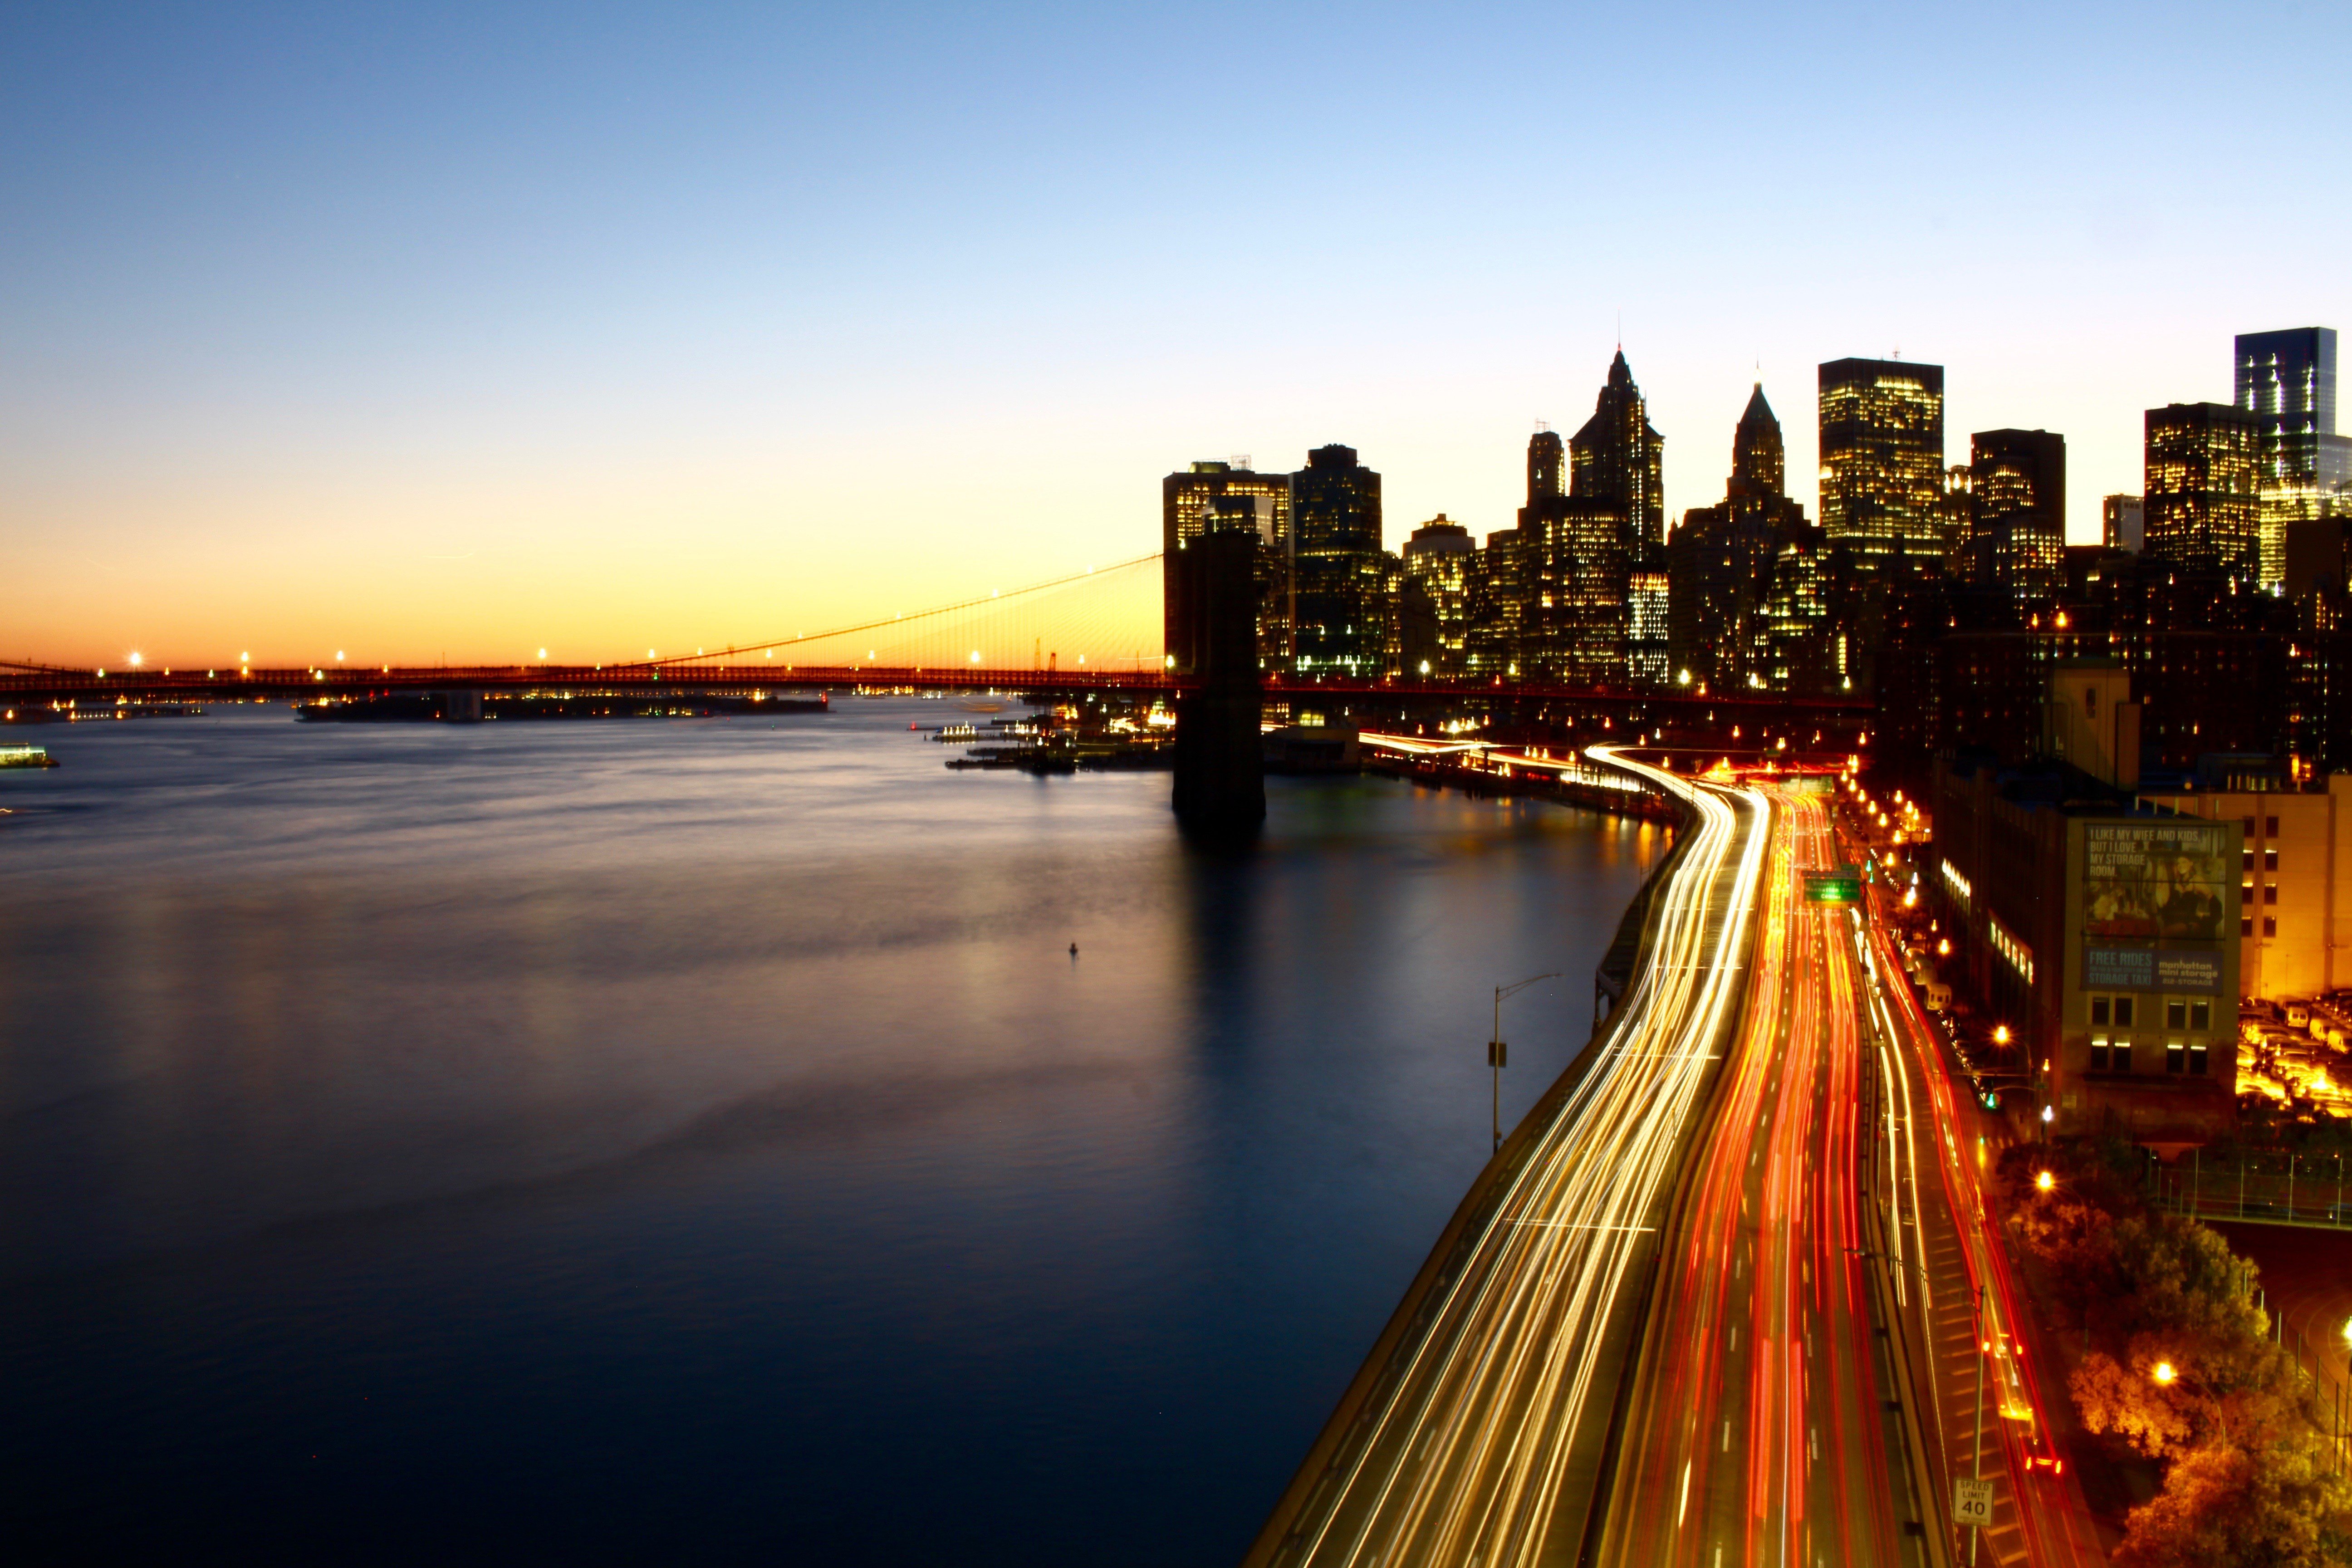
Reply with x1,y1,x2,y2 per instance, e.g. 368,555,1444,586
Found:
1678,1457,1692,1527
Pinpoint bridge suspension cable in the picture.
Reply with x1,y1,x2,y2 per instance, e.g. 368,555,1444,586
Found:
654,552,1164,674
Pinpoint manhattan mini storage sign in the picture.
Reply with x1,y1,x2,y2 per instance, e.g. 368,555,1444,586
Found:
2081,820,2230,994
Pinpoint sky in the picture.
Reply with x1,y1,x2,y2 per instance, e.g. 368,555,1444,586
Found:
5,1,2349,668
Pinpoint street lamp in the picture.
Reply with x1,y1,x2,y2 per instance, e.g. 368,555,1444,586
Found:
2152,1361,2177,1386
2035,1169,2056,1193
1487,973,1559,1153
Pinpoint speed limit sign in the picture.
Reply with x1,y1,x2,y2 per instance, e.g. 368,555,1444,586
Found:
1952,1476,1995,1528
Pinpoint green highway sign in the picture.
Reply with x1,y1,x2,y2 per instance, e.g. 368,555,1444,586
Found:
1804,872,1862,903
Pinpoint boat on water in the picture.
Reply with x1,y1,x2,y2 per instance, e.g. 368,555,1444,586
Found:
0,745,59,769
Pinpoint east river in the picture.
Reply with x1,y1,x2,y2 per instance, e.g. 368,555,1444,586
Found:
0,700,1663,1565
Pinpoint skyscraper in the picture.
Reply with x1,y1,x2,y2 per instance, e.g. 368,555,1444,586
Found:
1162,459,1293,674
1465,526,1538,678
2144,403,2263,575
2103,495,2144,554
1819,357,1946,573
1569,351,1665,543
1966,428,2066,599
2237,328,2351,589
1544,353,1664,684
1668,382,1808,691
1402,515,1474,676
1289,444,1386,677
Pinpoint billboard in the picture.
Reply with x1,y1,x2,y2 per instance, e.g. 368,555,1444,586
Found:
2081,820,2231,994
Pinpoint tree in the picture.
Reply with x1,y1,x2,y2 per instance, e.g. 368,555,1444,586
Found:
2113,1432,2352,1568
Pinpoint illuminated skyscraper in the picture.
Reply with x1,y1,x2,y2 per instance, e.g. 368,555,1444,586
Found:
1402,515,1474,676
1967,428,2066,599
1818,357,1945,573
1668,382,1807,691
2144,403,2262,574
1289,444,1386,677
1163,459,1293,673
1465,526,1538,678
1539,353,1662,684
1627,568,1671,687
1569,351,1665,543
2236,328,2351,589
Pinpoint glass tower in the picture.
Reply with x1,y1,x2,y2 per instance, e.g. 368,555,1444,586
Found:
2236,327,2349,590
1818,357,1946,573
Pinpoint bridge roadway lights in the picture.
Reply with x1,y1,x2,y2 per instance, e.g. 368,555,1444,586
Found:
1169,530,1264,840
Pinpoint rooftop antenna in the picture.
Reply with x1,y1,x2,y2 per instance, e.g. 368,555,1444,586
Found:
1230,453,1251,470
1534,419,1550,434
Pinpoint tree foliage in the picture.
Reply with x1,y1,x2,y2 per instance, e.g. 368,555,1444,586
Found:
2003,1139,2352,1564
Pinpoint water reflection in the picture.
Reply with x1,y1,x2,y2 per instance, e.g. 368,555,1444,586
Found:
0,705,1660,1565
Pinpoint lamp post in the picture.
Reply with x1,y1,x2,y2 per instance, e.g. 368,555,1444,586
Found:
1489,973,1559,1153
2340,1318,2352,1474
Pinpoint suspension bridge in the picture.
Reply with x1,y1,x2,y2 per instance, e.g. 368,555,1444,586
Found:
0,550,1873,743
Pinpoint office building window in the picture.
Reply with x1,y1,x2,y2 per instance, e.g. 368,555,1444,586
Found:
2167,1041,2186,1073
2265,916,2278,937
2265,848,2279,872
2243,881,2255,905
2244,848,2256,872
2267,815,2280,837
2166,999,2187,1029
2091,1036,2110,1071
2089,994,2136,1028
2244,917,2255,936
2244,815,2259,841
2190,1000,2211,1031
2190,1043,2210,1074
2265,883,2278,904
2115,1039,2133,1072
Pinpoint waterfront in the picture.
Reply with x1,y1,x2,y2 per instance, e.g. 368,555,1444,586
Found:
0,703,1662,1565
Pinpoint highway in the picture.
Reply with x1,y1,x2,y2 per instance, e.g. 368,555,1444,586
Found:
1594,785,1937,1567
1245,750,1769,1568
1857,879,2108,1566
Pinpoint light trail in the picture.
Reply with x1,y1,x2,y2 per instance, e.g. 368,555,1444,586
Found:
1596,787,1924,1568
1246,749,1769,1568
1862,909,2107,1566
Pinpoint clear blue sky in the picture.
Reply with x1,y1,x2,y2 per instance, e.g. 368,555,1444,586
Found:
5,1,2347,664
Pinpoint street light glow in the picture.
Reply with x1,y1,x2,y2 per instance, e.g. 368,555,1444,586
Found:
2152,1361,2176,1385
2035,1170,2055,1193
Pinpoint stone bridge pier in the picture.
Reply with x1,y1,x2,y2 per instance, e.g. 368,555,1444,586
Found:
1169,529,1264,839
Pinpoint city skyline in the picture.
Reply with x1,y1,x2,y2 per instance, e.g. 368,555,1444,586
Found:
5,4,2348,665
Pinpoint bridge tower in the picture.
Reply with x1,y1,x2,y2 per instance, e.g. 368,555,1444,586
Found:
1170,530,1265,838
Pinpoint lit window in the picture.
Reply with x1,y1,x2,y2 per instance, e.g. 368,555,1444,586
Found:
2166,1041,2185,1073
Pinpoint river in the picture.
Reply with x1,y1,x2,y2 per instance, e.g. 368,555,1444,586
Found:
0,700,1663,1565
